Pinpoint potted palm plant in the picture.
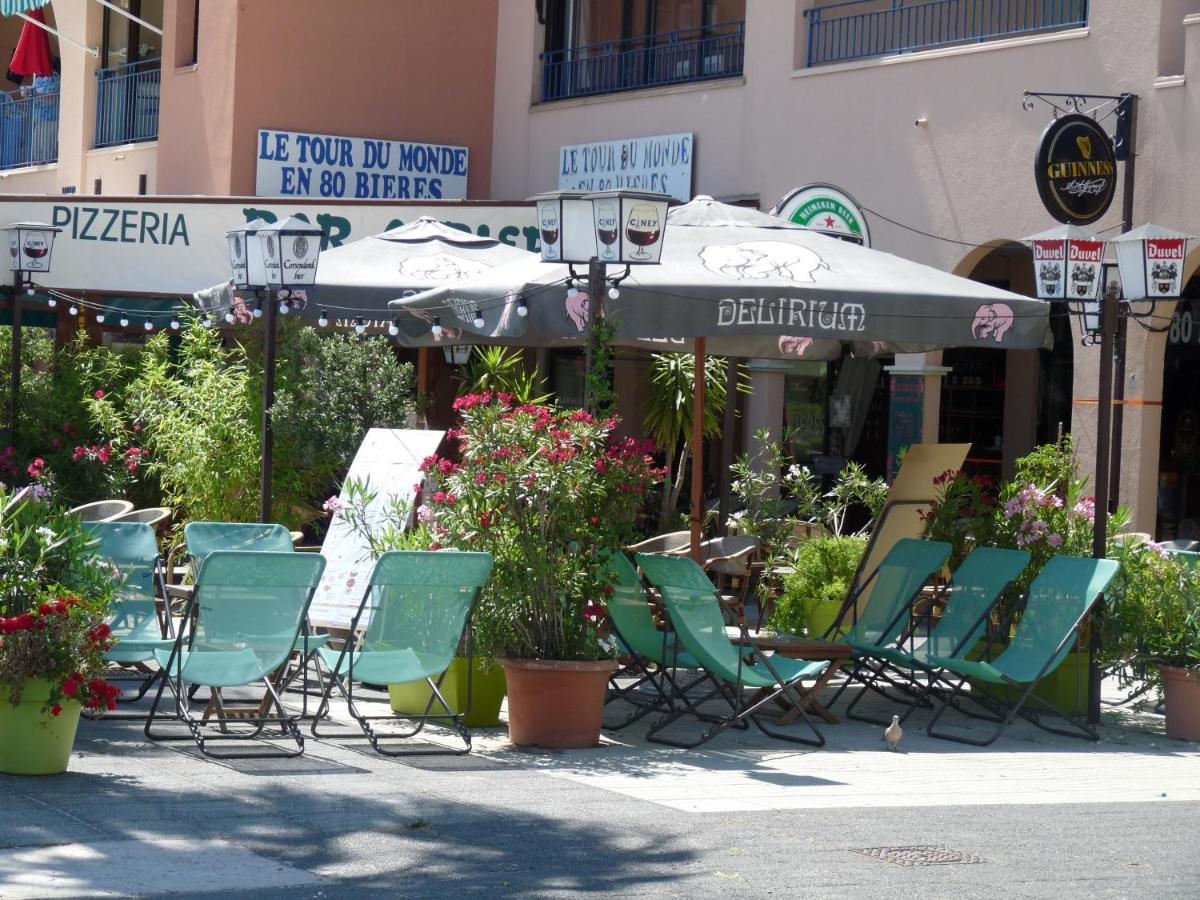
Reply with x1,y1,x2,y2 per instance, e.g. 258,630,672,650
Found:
421,393,662,748
0,484,120,775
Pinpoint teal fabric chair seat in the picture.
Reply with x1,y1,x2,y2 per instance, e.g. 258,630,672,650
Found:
925,554,1120,746
144,550,327,759
636,552,830,749
311,551,494,756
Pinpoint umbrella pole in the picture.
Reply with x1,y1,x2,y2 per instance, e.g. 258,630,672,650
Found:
691,337,706,562
584,257,602,412
717,357,739,534
417,347,429,415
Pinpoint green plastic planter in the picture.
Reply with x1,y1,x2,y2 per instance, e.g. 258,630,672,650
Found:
388,657,507,728
965,642,1091,717
0,679,82,775
804,599,846,640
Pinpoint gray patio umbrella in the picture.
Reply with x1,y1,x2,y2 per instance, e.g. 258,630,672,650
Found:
392,196,1051,554
305,217,536,322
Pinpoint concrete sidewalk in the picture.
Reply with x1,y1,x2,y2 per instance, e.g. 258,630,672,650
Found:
1,680,1197,898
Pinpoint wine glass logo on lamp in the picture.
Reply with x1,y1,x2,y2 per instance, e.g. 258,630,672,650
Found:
595,201,618,261
539,204,560,260
21,231,50,270
625,203,662,260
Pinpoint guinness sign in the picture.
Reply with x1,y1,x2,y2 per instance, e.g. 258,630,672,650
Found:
1034,114,1117,225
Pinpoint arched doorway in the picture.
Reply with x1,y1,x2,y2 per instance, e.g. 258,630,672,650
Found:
943,241,1073,479
1157,268,1200,539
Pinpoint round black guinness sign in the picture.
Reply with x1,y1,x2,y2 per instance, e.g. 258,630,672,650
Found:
1034,114,1117,225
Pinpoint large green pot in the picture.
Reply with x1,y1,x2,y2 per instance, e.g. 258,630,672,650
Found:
966,642,1091,717
803,599,846,640
0,678,82,775
388,657,507,728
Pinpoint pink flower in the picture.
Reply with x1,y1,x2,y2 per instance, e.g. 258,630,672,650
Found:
322,495,343,514
417,505,433,523
1048,533,1064,548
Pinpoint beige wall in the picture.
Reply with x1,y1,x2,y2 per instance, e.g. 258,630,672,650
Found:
158,0,499,197
491,0,1200,531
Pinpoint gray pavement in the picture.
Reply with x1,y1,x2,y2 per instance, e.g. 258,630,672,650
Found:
2,681,1198,898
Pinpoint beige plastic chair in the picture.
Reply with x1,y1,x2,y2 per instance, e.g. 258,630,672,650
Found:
109,507,172,529
625,530,691,556
69,500,134,522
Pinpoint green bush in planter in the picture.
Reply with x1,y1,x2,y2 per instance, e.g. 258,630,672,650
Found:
771,536,867,638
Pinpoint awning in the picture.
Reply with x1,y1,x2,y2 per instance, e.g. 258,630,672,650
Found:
0,0,164,58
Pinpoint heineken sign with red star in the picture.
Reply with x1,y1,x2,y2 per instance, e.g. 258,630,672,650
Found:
771,184,871,247
1034,114,1117,225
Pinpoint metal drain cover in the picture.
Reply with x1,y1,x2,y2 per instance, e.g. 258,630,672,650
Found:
850,845,985,867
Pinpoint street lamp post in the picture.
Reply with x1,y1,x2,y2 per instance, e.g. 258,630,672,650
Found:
225,216,323,523
3,222,61,453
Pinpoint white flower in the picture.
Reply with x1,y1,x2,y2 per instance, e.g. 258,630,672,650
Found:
36,526,55,542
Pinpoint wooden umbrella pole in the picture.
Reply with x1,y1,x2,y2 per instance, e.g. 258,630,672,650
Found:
417,347,429,398
691,337,706,562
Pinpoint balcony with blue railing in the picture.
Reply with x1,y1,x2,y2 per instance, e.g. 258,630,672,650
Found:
95,58,161,148
0,87,59,170
540,21,745,102
804,0,1088,67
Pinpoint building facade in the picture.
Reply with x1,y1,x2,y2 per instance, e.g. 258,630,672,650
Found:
4,1,1200,536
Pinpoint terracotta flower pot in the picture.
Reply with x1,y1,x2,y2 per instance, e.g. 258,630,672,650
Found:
499,658,617,749
1160,665,1200,742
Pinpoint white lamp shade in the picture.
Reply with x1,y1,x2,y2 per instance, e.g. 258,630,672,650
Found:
1031,239,1067,300
590,190,671,265
226,218,271,288
1112,225,1191,301
1065,238,1105,301
530,191,596,264
255,217,323,288
4,222,61,274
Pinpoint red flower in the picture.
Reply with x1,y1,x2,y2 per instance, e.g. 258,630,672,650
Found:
589,516,599,525
72,446,87,461
475,472,488,485
94,390,106,399
133,424,142,433
51,437,62,448
62,675,82,698
98,445,112,464
50,704,63,717
428,542,443,551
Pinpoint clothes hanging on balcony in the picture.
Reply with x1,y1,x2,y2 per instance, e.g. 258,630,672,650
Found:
8,7,53,76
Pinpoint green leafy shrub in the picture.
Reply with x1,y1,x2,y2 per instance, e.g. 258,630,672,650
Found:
771,536,866,636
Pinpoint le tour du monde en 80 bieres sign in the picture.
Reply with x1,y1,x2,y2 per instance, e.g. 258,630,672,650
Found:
558,132,693,203
1033,114,1117,225
256,129,469,200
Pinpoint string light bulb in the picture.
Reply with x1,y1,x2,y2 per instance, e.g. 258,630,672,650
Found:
25,286,34,296
252,299,263,319
472,308,485,329
608,285,620,300
119,315,130,327
317,309,329,327
431,316,443,338
47,297,56,308
224,307,236,324
354,315,366,335
517,297,529,317
388,317,400,337
68,304,78,316
169,317,180,330
278,299,290,315
566,286,579,299
96,313,105,324
143,319,153,332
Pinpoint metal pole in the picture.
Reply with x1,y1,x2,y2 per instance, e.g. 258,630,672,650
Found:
1110,92,1138,509
259,290,277,523
8,272,21,452
690,337,706,562
584,257,603,411
1109,313,1127,506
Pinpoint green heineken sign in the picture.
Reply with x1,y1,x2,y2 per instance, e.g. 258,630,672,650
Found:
771,183,871,247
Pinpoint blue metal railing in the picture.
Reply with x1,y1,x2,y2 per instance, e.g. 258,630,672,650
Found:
0,88,59,170
540,21,745,102
805,0,1088,67
95,58,161,148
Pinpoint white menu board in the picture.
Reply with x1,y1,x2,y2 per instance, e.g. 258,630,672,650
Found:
307,428,444,628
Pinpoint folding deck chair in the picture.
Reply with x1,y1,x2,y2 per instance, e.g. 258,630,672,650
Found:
603,551,718,730
144,551,327,759
183,522,328,711
924,555,1120,746
636,553,828,749
310,550,493,756
83,521,174,714
840,546,1030,725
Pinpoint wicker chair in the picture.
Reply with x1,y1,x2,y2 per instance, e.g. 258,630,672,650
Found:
69,500,134,522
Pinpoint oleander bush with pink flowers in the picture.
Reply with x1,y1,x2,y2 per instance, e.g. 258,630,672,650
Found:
417,393,664,662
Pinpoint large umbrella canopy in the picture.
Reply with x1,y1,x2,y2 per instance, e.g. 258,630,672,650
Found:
392,196,1049,359
305,217,535,327
0,1,49,15
8,7,52,76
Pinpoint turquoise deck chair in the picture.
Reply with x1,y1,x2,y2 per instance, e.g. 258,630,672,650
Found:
83,521,173,708
841,547,1031,726
144,551,326,759
183,521,329,697
312,551,493,756
603,552,714,730
926,555,1120,746
636,553,828,749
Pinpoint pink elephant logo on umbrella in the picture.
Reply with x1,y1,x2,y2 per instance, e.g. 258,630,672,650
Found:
565,291,590,333
971,303,1014,344
778,335,813,357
